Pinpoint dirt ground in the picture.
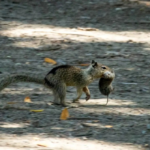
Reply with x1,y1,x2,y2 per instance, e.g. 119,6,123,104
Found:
0,0,150,149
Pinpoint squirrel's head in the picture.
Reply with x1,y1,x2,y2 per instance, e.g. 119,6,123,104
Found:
90,60,115,79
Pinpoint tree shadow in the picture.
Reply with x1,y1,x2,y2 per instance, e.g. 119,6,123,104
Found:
1,0,150,31
0,0,150,148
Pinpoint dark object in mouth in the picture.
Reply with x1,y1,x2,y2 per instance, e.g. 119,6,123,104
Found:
99,70,115,105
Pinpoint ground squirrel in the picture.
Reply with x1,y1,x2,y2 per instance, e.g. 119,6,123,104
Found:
0,60,114,106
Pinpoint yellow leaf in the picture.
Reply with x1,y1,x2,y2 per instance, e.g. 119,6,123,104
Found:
7,102,17,104
24,96,32,103
105,125,113,128
37,143,47,147
44,58,57,64
60,108,70,120
30,109,44,112
79,64,89,66
93,120,99,123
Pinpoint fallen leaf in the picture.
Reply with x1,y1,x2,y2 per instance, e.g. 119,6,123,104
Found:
24,120,31,123
37,143,47,147
60,108,70,120
24,96,32,103
30,109,44,112
44,58,57,64
79,64,89,66
93,120,99,123
105,125,113,128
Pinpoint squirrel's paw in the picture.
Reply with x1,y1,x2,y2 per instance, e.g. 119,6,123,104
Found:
85,94,90,101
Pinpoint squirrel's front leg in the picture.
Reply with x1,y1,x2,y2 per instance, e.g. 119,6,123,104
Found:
82,86,90,101
73,86,90,103
73,87,83,103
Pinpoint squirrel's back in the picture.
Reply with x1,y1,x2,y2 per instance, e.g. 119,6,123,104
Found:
45,65,91,87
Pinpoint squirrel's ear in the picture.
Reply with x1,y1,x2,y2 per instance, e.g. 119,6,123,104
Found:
91,60,98,68
91,60,95,64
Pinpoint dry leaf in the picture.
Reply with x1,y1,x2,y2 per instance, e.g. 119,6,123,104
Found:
7,102,17,104
60,108,70,120
105,125,113,128
24,96,32,103
79,64,89,66
30,109,44,112
44,58,57,64
37,143,47,147
93,120,99,123
24,120,31,123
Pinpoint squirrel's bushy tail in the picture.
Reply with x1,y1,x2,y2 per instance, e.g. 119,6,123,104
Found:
0,74,45,91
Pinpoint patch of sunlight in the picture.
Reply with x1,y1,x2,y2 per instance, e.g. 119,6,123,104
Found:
21,136,142,150
80,98,150,116
50,127,64,130
11,41,37,48
144,47,150,51
0,133,141,150
1,21,150,45
0,123,27,128
1,87,51,95
34,139,139,150
139,0,150,7
82,98,136,106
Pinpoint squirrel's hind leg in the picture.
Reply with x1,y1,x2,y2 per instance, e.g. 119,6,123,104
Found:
52,90,60,105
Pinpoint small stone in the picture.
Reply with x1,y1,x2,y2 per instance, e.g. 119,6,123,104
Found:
25,62,30,65
82,136,87,140
115,8,122,11
15,63,21,66
56,59,66,65
147,124,150,130
142,130,146,134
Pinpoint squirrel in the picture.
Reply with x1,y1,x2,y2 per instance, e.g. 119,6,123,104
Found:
99,69,115,105
0,60,114,106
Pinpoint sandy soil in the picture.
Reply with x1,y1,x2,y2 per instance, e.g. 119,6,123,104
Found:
0,0,150,149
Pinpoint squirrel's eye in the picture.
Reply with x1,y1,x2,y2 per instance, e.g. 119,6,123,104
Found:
102,66,106,69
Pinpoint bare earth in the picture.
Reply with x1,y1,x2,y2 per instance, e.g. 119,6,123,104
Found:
0,0,150,149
